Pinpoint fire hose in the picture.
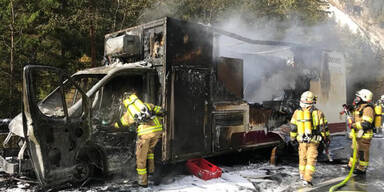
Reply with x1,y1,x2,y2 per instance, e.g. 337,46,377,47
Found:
328,130,357,192
329,106,357,192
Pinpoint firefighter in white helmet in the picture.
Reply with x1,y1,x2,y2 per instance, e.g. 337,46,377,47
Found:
290,91,329,186
348,89,375,174
114,90,164,187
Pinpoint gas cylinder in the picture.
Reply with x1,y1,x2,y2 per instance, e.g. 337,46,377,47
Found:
130,94,150,118
122,96,142,121
375,105,382,128
297,110,304,135
304,110,312,135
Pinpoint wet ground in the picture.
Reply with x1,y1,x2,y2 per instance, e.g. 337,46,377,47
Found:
307,135,384,192
1,135,383,192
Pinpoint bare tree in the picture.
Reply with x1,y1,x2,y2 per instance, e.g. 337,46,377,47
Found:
113,0,120,31
89,0,96,67
9,0,15,116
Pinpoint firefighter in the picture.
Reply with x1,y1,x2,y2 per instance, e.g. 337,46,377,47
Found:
374,95,384,135
290,91,329,186
114,91,164,187
348,89,374,174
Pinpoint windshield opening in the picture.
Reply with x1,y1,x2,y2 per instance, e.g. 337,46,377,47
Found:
34,72,104,118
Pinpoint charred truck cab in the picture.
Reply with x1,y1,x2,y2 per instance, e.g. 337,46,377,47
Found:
1,17,346,187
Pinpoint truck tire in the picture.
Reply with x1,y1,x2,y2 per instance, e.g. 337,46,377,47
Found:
73,161,95,185
72,145,105,185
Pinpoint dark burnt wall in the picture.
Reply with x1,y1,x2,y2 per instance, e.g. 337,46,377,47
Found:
166,18,212,68
212,57,244,102
166,18,213,159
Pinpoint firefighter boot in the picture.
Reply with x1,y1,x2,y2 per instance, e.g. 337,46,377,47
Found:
353,169,366,175
148,159,155,174
376,128,383,137
343,165,352,172
303,180,313,186
138,174,148,187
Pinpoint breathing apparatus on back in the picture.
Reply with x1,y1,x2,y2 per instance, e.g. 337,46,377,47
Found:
297,91,319,143
122,92,152,123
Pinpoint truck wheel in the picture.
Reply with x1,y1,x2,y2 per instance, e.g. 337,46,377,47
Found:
73,161,94,185
73,146,104,185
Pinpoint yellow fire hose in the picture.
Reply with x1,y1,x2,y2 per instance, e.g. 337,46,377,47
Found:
329,130,357,192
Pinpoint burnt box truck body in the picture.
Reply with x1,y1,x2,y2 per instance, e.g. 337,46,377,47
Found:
0,17,346,187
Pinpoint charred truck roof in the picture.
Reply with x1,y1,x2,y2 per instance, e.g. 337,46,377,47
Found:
102,17,254,161
1,17,346,188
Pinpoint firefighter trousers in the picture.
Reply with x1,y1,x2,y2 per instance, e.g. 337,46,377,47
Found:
348,138,371,172
298,142,319,182
136,131,162,186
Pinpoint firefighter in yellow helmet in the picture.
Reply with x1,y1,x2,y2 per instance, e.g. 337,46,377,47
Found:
348,89,374,174
374,95,384,136
290,91,329,186
114,91,164,187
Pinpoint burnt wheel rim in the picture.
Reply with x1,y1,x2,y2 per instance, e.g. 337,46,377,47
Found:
74,163,90,181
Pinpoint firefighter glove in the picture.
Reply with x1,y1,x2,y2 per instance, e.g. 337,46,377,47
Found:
324,137,331,146
157,109,167,117
128,124,136,132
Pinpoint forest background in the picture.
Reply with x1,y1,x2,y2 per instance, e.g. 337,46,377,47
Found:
0,0,383,118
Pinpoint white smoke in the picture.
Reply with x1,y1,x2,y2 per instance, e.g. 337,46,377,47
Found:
138,1,384,103
214,15,342,103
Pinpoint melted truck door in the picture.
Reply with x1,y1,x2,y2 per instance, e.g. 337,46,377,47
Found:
22,65,91,187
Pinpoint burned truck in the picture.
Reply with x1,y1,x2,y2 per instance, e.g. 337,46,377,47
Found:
0,17,346,187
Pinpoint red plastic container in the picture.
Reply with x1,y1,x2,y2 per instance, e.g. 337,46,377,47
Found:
186,158,222,180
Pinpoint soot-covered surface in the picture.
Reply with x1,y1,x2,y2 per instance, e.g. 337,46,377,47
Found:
1,135,383,192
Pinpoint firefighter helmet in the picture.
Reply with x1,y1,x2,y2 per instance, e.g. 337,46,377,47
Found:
122,92,131,101
300,91,316,108
355,89,373,102
300,91,316,104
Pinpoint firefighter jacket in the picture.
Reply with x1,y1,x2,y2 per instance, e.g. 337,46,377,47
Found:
374,101,383,128
350,103,374,139
290,106,329,143
114,102,163,136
